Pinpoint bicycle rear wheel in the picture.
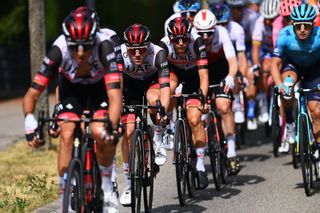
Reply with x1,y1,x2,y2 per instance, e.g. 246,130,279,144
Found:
143,126,155,213
174,120,188,206
236,123,245,149
299,115,313,196
130,130,144,213
207,112,222,191
63,159,85,213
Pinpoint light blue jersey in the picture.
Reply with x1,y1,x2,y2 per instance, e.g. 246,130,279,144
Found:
273,25,320,68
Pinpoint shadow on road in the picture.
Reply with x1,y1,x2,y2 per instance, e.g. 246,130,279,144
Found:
238,154,271,162
151,202,206,213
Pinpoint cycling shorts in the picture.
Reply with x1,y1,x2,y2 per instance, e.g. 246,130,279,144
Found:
170,64,200,94
58,75,109,118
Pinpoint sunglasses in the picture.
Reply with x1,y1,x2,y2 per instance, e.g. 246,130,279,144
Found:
293,22,313,31
127,46,148,56
170,36,190,44
197,31,214,37
68,43,93,52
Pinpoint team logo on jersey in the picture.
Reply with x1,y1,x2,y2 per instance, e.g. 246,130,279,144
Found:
126,64,152,73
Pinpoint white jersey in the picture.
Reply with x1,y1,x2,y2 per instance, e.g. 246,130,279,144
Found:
252,15,273,52
121,43,164,80
53,32,112,84
160,32,204,70
100,28,117,39
227,21,246,52
194,26,236,63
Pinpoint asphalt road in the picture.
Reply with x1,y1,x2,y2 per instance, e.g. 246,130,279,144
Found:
1,98,318,212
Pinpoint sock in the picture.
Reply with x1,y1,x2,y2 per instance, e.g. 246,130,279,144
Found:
284,107,294,123
123,163,130,189
99,164,113,193
233,94,241,111
226,135,236,158
196,147,205,172
59,175,66,204
111,157,117,183
153,125,163,145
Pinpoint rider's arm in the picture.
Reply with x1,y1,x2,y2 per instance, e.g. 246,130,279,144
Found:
270,29,286,86
99,40,122,129
109,34,124,73
270,57,282,86
221,27,238,78
23,46,62,116
155,49,170,112
235,25,248,76
194,37,209,97
251,17,264,66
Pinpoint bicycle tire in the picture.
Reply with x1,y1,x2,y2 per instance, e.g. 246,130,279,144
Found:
62,159,85,213
207,112,222,191
130,130,144,213
186,123,196,198
299,115,313,196
292,143,299,169
143,126,155,213
174,119,188,206
271,98,281,157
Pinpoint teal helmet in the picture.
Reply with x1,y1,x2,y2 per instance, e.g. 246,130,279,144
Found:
290,3,317,22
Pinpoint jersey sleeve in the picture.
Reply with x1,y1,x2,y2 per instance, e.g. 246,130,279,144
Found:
31,45,62,93
235,26,246,52
272,28,287,58
158,40,169,54
252,16,263,42
193,37,208,70
99,40,121,90
109,34,124,72
155,49,170,88
220,28,236,60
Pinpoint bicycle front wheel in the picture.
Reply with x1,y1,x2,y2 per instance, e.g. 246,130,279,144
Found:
130,130,144,213
207,112,222,191
143,126,155,213
299,115,313,196
63,159,85,213
174,120,188,206
271,100,281,157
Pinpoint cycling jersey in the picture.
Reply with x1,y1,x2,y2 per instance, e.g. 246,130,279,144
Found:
159,32,208,70
120,42,170,88
100,28,123,70
272,16,285,48
238,7,260,44
207,26,236,63
226,21,246,53
252,15,273,53
273,25,320,68
31,32,121,93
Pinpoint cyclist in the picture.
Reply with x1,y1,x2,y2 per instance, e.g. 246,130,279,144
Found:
22,7,122,212
209,3,248,124
227,0,262,130
272,0,302,47
193,9,241,174
271,4,320,157
118,24,170,206
159,17,210,189
250,0,280,125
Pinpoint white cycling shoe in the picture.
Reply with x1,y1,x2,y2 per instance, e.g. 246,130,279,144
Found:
154,144,167,166
278,142,290,153
247,118,258,131
284,123,296,144
103,191,119,213
119,186,131,206
162,130,174,150
234,111,245,124
258,112,269,123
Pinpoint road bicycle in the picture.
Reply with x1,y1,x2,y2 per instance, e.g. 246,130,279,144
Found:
295,87,320,196
206,84,229,191
172,91,206,206
123,99,164,213
37,109,117,213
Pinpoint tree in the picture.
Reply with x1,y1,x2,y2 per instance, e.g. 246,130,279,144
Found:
28,0,51,150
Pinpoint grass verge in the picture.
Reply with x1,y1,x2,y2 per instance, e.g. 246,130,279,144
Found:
0,139,123,213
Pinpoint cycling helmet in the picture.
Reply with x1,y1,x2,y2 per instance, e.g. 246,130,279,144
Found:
280,0,302,17
62,7,98,45
194,9,217,31
290,3,317,22
226,0,245,7
207,0,225,5
123,24,151,47
260,0,280,19
177,0,201,12
167,17,192,37
72,6,100,28
210,3,231,23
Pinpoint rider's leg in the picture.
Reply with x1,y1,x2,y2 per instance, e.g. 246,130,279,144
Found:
257,58,271,123
246,67,258,130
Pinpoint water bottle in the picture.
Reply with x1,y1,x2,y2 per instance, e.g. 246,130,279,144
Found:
283,75,294,100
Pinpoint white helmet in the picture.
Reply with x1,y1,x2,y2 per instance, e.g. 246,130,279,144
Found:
260,0,280,19
193,9,217,32
226,0,246,6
